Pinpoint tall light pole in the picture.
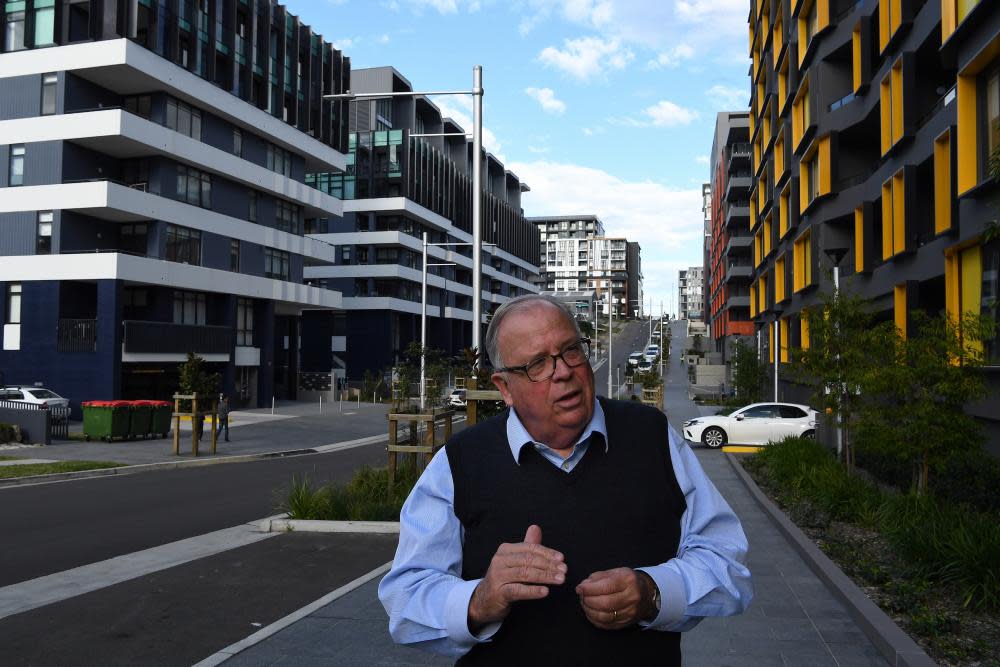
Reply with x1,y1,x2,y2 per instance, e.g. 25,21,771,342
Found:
607,296,613,398
824,247,849,460
325,64,487,370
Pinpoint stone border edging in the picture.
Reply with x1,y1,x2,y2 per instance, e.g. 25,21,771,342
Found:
259,518,401,533
725,453,938,667
193,561,393,667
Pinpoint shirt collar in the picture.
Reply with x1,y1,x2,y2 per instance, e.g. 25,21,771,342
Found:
505,398,608,464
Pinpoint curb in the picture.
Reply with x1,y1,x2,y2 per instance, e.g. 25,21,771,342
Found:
193,561,393,667
259,518,401,534
725,453,938,667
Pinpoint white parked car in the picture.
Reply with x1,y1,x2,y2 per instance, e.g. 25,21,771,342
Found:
448,389,467,409
628,352,644,367
683,402,818,448
644,345,659,363
0,386,70,410
637,359,653,372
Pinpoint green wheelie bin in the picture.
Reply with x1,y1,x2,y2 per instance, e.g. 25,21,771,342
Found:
127,400,153,439
82,400,131,441
142,401,173,439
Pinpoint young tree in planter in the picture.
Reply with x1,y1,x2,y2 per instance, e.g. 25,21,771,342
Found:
788,285,880,471
855,311,995,495
395,342,452,409
730,339,767,404
178,352,221,437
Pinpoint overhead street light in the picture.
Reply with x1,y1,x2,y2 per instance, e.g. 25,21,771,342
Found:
325,66,487,364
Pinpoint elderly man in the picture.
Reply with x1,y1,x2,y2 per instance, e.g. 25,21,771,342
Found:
379,294,752,665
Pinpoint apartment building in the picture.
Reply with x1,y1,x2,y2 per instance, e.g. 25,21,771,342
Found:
530,215,643,319
706,112,755,360
303,67,539,377
747,0,1000,448
0,0,351,411
679,266,705,321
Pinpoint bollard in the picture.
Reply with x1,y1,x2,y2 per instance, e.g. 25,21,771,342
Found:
319,395,323,412
271,396,274,415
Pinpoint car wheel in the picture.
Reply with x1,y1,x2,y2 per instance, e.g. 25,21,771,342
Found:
803,430,815,440
701,427,727,449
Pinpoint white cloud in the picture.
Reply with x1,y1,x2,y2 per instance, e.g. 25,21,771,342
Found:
511,159,704,306
430,97,505,162
648,43,694,69
538,36,634,81
524,87,567,114
331,37,357,50
378,34,391,44
581,126,605,136
706,84,748,109
612,100,698,128
695,155,710,165
527,145,550,154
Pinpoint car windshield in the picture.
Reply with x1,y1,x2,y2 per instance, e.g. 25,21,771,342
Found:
27,389,58,399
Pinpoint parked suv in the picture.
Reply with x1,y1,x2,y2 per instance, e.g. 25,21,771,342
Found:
448,389,467,409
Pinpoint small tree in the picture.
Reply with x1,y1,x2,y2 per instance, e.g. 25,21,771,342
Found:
579,320,595,339
730,339,767,404
395,342,452,408
855,311,995,494
178,353,221,435
788,285,880,471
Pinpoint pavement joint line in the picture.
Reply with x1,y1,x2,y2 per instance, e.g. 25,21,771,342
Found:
0,520,278,621
260,518,401,534
192,560,393,667
725,452,938,667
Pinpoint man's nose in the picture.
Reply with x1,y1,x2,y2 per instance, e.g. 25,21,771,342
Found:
551,354,574,381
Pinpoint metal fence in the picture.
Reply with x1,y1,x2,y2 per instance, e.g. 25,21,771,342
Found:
0,400,53,445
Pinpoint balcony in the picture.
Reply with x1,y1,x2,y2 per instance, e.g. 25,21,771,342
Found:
725,235,753,255
725,264,753,283
725,296,751,309
57,318,97,352
725,175,752,202
725,205,751,228
123,320,232,355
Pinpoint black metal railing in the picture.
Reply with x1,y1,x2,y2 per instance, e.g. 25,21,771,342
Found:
123,320,232,354
57,318,97,352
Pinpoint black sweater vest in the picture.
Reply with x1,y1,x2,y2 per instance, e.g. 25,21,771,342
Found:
446,398,687,666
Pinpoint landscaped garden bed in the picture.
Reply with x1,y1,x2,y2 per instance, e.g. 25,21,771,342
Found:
742,438,999,667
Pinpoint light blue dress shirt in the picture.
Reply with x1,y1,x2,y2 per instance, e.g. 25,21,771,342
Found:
378,399,753,659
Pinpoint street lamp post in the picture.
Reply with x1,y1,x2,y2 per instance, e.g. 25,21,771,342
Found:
824,247,849,461
325,64,486,366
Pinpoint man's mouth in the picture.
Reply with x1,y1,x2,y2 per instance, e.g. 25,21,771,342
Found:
554,389,581,407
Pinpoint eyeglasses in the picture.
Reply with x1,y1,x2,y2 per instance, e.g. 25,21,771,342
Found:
497,338,591,382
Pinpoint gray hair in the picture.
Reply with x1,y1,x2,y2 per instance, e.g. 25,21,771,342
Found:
485,294,582,369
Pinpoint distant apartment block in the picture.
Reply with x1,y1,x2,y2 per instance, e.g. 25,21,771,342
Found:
747,0,999,449
705,111,754,361
304,66,539,377
530,215,643,319
679,266,705,321
0,0,351,411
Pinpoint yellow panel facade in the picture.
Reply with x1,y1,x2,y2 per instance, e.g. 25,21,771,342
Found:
775,131,786,179
891,60,904,147
764,214,773,256
934,129,952,234
792,76,810,150
893,170,906,255
801,313,811,350
894,284,907,338
780,318,790,362
775,255,786,302
957,74,977,194
880,73,892,155
961,245,984,353
818,135,831,195
854,207,865,273
852,24,863,91
881,179,894,260
780,187,791,238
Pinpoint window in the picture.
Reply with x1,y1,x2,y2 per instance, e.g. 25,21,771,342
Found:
275,199,301,234
248,189,257,222
9,145,25,186
230,240,240,272
166,98,202,140
793,230,812,292
4,9,24,51
792,77,811,150
40,73,57,115
233,128,243,157
880,59,904,155
120,223,148,255
6,283,22,324
779,405,807,419
165,225,201,265
36,211,52,254
264,248,290,280
266,144,292,177
33,0,55,46
124,94,152,119
881,169,906,260
934,129,953,234
945,240,999,362
775,255,786,302
236,297,254,346
176,165,211,208
779,317,790,362
879,0,903,53
172,290,206,325
342,246,351,263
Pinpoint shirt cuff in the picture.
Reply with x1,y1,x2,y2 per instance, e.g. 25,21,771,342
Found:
444,578,501,646
635,565,687,630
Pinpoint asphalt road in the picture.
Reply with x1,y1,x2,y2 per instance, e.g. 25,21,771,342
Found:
593,318,658,398
0,444,390,588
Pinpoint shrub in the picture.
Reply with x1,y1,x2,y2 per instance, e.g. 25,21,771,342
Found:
0,423,19,443
279,462,423,522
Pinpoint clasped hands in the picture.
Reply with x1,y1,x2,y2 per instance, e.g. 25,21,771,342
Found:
467,524,658,633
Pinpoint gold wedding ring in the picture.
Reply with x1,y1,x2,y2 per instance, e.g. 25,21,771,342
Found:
612,609,618,621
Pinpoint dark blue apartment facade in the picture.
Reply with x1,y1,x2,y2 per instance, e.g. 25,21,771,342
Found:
0,0,351,413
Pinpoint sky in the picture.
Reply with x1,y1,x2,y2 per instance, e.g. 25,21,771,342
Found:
284,0,752,314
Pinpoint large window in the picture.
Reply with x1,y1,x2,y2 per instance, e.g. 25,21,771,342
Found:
880,169,906,260
40,73,57,115
123,94,152,119
166,98,202,140
4,9,24,51
248,189,257,222
266,144,292,177
36,211,52,254
176,165,211,208
173,290,206,325
120,223,148,255
264,248,290,280
33,0,54,46
793,230,812,292
6,283,22,324
230,240,240,272
9,144,25,186
236,297,255,346
233,128,243,157
275,199,301,234
165,225,201,265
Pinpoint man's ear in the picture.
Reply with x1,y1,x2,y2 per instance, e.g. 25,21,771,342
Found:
491,372,515,407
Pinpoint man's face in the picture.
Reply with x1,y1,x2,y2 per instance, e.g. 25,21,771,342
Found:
491,303,595,451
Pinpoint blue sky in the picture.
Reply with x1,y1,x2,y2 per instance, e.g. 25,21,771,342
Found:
284,0,751,313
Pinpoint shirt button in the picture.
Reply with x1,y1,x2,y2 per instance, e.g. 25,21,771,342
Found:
562,461,570,470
